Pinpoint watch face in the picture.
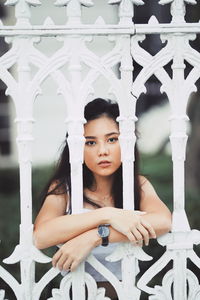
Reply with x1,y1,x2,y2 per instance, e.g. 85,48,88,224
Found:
98,225,109,238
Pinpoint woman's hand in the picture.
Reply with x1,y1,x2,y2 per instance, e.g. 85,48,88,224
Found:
52,229,100,272
105,208,156,246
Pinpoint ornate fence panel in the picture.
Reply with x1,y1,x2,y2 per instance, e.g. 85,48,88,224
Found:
0,0,200,299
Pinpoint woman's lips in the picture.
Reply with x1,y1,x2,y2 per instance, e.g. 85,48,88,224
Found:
98,161,111,167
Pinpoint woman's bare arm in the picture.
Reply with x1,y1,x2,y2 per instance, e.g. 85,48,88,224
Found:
34,194,154,249
139,176,172,236
34,178,171,250
34,193,112,249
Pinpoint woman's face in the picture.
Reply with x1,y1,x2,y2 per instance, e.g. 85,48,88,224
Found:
84,116,121,179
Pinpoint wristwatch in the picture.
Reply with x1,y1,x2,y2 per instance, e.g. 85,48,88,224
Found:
98,224,110,247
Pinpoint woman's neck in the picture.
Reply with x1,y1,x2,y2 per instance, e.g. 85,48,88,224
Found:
83,175,115,207
91,174,114,196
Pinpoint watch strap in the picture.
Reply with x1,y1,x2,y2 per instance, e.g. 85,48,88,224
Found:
102,236,109,247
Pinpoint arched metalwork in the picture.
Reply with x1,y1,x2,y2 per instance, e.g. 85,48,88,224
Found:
0,0,200,299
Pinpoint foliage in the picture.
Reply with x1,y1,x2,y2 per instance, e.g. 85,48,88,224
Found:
140,153,173,210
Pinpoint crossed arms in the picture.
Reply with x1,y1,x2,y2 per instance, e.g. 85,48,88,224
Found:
33,178,172,271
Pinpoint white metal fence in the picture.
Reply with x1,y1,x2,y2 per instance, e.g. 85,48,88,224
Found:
1,0,200,299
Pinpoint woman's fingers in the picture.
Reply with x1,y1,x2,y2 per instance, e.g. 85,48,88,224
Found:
52,253,82,272
52,250,62,268
52,249,70,271
63,258,73,271
140,219,156,239
126,227,145,245
135,224,149,246
56,256,67,270
131,227,143,242
70,259,82,272
126,231,136,244
132,220,156,246
126,221,156,246
111,209,157,247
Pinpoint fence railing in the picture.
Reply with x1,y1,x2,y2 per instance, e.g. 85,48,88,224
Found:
1,0,200,299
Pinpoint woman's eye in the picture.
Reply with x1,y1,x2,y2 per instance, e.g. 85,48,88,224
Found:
85,141,96,146
108,137,118,143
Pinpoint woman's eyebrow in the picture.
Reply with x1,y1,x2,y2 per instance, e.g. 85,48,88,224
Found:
85,132,119,139
85,136,96,139
105,132,120,137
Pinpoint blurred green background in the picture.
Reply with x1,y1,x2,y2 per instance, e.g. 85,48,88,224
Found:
1,1,200,299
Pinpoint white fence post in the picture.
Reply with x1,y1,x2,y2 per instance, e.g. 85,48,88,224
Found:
0,0,200,299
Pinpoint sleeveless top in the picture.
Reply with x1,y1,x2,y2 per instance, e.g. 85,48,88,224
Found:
83,208,121,282
60,206,122,282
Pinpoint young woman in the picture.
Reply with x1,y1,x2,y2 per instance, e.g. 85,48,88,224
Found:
34,98,172,299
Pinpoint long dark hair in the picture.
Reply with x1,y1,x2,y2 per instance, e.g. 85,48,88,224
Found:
40,98,140,210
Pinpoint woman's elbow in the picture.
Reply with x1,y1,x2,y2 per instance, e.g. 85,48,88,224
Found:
164,219,172,234
160,213,172,235
33,229,48,250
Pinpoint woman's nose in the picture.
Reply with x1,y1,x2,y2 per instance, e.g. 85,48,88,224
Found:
98,143,109,156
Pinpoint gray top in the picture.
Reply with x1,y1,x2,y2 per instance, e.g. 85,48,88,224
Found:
60,207,121,282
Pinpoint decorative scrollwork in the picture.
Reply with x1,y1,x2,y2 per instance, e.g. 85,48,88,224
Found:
47,272,111,300
54,0,94,7
159,0,197,5
0,265,22,299
148,271,173,300
1,1,200,299
5,0,41,7
108,0,144,24
159,0,197,23
108,0,144,5
0,290,6,300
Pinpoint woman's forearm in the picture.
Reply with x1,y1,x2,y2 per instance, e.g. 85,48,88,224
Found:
33,207,111,249
78,227,129,249
90,212,171,248
34,207,171,250
142,211,172,237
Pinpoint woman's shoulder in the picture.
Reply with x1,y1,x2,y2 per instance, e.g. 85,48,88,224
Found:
138,175,148,186
44,180,69,209
48,179,69,195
